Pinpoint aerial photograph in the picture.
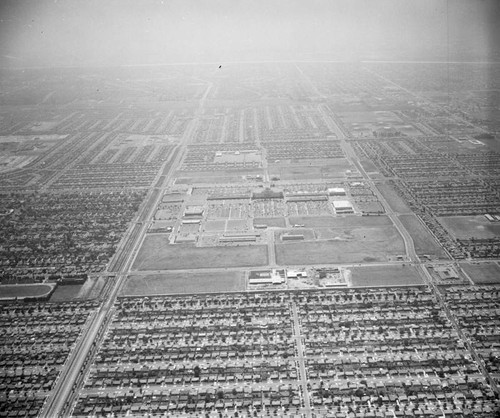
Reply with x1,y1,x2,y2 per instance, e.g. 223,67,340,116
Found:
0,0,499,416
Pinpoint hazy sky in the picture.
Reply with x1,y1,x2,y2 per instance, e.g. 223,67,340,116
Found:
0,0,498,67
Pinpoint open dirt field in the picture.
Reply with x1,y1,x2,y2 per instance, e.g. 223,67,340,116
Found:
175,176,245,184
122,271,246,295
175,169,262,184
460,262,500,284
339,111,422,138
288,215,392,229
357,201,385,214
399,214,449,259
226,219,249,231
268,164,326,181
49,285,83,302
439,216,500,240
0,284,54,299
360,159,379,173
204,220,226,232
268,159,351,180
276,225,404,265
375,182,412,213
350,264,424,286
133,235,268,270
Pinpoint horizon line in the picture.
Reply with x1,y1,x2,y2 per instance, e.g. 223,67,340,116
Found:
2,59,500,71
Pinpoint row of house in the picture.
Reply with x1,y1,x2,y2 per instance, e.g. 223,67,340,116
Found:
0,191,145,283
0,301,98,417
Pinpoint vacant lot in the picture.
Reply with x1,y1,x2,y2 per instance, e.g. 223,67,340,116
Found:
150,220,175,229
134,236,268,270
439,216,500,240
460,262,500,284
178,223,199,234
339,111,423,138
288,215,392,229
50,285,83,302
268,164,325,181
175,169,263,184
253,217,286,228
154,209,178,220
357,201,385,214
122,271,245,295
276,225,404,265
226,219,249,231
204,220,226,232
376,182,411,213
268,159,351,180
360,159,379,173
399,214,449,259
0,284,54,299
350,265,424,287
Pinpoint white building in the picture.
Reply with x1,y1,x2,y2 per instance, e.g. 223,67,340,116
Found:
332,200,354,214
328,187,346,196
286,269,308,279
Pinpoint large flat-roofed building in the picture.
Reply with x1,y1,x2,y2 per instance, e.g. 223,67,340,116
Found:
248,269,285,285
183,206,204,217
219,232,260,243
219,235,256,243
332,200,354,214
181,219,201,224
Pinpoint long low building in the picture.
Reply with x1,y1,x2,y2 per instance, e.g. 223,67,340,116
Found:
248,276,284,285
332,200,354,214
286,195,328,202
328,187,346,196
219,236,256,243
248,269,286,285
184,206,204,217
219,232,260,243
287,269,308,279
282,234,304,241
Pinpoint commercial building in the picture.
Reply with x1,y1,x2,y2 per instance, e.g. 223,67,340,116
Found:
286,269,308,279
181,219,201,225
183,206,204,217
332,200,354,214
248,269,285,285
219,233,260,243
